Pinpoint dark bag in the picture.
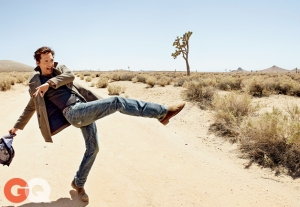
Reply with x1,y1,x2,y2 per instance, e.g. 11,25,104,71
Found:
0,134,15,166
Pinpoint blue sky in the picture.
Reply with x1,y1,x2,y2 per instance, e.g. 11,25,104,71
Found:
0,0,299,72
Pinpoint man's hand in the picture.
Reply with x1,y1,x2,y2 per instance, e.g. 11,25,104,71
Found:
9,128,18,135
33,83,50,98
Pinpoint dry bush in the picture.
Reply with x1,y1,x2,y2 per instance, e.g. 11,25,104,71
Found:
173,76,187,87
146,76,157,87
209,92,259,140
83,73,91,76
80,75,84,80
90,82,95,87
120,73,135,81
132,76,138,83
12,73,29,84
239,107,300,177
91,74,96,78
183,81,216,109
289,83,300,96
96,77,109,88
216,76,242,91
136,74,148,83
108,84,121,95
157,76,171,87
8,76,17,85
212,92,258,126
111,73,120,81
0,77,12,91
85,76,92,82
246,77,266,96
275,77,299,95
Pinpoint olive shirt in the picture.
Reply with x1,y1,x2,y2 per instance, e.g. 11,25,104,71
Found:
14,63,102,143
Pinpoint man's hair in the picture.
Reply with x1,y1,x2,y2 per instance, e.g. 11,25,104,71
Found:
34,46,55,62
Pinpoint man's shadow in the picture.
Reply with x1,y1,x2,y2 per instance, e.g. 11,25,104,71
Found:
16,190,89,207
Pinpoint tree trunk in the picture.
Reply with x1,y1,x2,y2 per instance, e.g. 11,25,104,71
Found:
185,58,190,76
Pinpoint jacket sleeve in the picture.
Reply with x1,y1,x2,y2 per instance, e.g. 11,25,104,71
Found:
49,65,75,89
14,97,36,130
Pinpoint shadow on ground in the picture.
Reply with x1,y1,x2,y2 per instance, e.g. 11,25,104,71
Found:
13,190,88,207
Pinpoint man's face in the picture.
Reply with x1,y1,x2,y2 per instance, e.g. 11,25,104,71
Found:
36,53,54,76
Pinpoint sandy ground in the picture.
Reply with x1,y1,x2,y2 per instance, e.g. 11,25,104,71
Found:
0,77,300,207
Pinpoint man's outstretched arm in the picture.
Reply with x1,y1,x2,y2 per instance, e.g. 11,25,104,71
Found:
48,65,75,89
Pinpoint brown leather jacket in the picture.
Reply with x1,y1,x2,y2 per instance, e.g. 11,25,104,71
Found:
14,63,102,143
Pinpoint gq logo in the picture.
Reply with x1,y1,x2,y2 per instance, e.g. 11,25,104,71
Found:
4,178,51,203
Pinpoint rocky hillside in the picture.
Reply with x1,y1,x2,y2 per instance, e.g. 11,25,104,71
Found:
0,60,34,72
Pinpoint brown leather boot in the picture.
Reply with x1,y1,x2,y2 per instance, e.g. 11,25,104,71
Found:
71,179,89,202
160,102,186,125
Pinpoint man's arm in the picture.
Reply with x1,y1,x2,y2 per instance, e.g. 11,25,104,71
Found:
48,65,75,89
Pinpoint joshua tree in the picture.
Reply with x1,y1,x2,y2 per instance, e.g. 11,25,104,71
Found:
171,31,193,76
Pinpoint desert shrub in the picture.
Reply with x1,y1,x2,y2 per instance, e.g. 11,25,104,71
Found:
183,81,216,109
132,76,138,83
7,76,16,85
136,74,148,83
210,92,259,139
91,74,96,78
96,77,109,88
262,77,278,94
85,76,92,82
289,83,300,96
108,84,121,95
157,76,171,87
239,107,300,177
111,73,120,81
90,82,95,87
120,73,135,81
173,76,187,87
212,92,257,126
146,76,157,87
216,77,242,91
14,74,26,83
247,77,266,96
275,77,298,95
80,75,84,80
202,77,217,87
0,77,12,91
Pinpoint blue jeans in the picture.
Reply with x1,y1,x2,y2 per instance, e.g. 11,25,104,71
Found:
64,96,168,187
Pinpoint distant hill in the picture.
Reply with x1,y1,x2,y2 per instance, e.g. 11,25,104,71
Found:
0,60,34,72
232,67,249,72
259,65,290,73
231,65,298,73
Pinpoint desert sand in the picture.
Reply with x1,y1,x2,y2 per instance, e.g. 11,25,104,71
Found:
0,77,300,207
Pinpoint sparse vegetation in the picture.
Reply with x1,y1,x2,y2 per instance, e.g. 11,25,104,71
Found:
96,77,109,88
157,76,171,87
146,76,157,87
85,76,92,82
210,92,259,140
239,107,300,177
0,72,31,91
2,70,300,177
108,84,122,95
183,81,216,109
